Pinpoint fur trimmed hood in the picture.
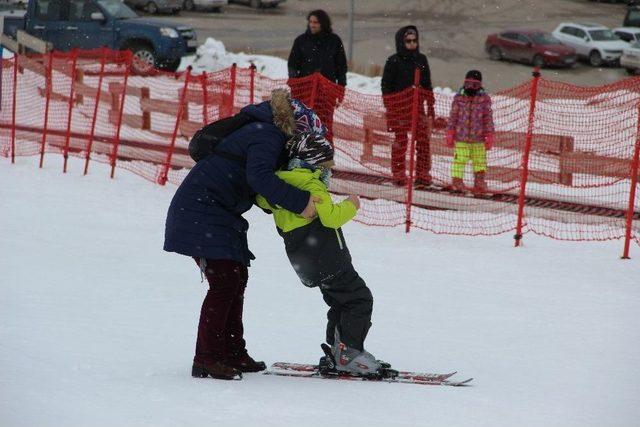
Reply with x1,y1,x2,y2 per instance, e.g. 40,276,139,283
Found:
240,89,296,136
270,89,296,136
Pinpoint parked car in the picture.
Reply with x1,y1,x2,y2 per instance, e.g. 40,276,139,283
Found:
124,0,181,14
2,0,197,73
181,0,227,12
613,26,640,42
552,23,628,66
229,0,284,8
485,29,577,68
0,0,27,8
621,40,640,74
624,3,640,27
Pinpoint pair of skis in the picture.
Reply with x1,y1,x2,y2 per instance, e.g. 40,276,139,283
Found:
264,362,472,386
264,345,472,387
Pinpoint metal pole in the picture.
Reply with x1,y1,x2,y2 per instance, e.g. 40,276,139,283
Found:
347,0,355,64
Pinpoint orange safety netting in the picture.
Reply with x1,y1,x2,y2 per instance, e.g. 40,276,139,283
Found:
1,49,639,256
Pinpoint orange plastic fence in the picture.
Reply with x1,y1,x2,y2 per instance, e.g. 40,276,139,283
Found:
1,49,639,256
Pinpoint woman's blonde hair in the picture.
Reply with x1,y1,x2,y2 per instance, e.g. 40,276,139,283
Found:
270,89,295,136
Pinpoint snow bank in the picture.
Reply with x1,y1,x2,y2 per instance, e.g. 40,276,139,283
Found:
181,37,454,95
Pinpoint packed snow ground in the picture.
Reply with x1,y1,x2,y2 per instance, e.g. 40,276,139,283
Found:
2,156,640,427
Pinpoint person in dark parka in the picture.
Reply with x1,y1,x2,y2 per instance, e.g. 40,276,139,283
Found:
164,90,318,380
381,25,435,188
288,9,348,142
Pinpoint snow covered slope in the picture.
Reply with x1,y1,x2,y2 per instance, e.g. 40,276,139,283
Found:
1,157,639,427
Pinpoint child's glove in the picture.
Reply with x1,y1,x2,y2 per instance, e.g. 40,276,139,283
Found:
445,130,456,148
484,133,495,150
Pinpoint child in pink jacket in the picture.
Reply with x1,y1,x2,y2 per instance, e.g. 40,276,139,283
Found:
445,70,495,193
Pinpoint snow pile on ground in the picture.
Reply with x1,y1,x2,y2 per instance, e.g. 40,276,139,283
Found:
181,37,454,95
2,156,640,427
1,46,14,59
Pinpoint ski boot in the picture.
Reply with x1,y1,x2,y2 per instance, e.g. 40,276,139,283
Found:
473,172,487,194
320,330,397,380
449,177,465,193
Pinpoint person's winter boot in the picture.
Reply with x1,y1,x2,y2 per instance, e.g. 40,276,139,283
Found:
473,172,487,194
192,361,242,380
392,175,407,187
414,175,432,190
450,177,465,193
226,350,267,373
332,342,382,376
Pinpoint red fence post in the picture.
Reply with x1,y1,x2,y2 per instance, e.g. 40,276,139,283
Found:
201,72,209,125
514,67,542,247
63,49,79,173
309,72,319,109
84,47,108,175
158,67,191,186
10,53,18,164
249,63,256,105
110,51,132,179
622,103,640,259
404,68,421,233
226,62,237,118
39,51,54,168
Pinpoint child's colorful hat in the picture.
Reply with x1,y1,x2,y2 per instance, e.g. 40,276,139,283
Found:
287,131,334,167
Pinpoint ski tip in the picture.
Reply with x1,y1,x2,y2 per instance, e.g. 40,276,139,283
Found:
450,377,474,386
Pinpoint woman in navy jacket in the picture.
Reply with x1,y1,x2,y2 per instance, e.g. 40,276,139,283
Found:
164,90,317,380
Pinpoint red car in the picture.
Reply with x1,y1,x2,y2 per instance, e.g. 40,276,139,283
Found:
485,29,577,68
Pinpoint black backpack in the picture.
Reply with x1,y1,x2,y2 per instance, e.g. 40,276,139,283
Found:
188,112,254,163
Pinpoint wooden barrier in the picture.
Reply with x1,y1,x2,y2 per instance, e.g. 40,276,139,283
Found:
357,112,600,185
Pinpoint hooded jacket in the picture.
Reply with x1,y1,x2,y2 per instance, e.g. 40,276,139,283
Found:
288,29,348,87
256,168,357,288
447,88,495,143
164,98,309,266
381,26,433,95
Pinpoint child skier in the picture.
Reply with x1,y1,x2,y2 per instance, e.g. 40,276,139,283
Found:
256,132,390,376
445,70,495,193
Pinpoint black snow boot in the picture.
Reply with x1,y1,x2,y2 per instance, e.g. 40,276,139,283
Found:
226,350,267,373
192,361,242,380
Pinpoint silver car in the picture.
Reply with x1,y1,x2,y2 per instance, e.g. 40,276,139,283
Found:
182,0,227,12
229,0,285,9
124,0,182,14
621,41,640,75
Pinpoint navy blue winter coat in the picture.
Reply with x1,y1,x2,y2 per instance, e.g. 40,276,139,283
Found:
164,102,310,266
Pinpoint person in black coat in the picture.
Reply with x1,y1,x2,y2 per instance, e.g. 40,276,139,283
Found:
381,25,435,188
288,9,347,142
164,90,319,380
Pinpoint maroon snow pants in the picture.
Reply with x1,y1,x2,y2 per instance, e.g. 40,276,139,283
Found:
193,258,248,364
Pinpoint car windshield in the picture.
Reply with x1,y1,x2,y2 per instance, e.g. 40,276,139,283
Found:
97,0,138,19
588,29,619,42
531,33,559,45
